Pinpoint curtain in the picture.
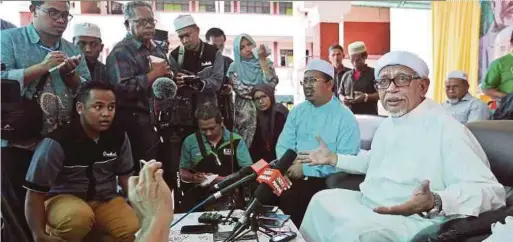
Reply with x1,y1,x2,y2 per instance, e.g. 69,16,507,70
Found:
432,1,481,103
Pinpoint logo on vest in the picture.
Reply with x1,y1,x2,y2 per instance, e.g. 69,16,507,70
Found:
201,61,212,67
103,151,117,158
2,124,13,131
223,148,233,156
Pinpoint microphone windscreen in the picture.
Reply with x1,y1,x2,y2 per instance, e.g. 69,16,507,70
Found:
152,77,177,100
272,149,297,173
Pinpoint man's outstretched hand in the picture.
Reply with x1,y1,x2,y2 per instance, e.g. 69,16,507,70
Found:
297,136,337,166
374,180,435,216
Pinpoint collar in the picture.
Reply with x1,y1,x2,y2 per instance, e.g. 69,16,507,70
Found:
126,33,156,50
28,24,61,49
202,127,231,146
71,118,104,143
307,95,337,109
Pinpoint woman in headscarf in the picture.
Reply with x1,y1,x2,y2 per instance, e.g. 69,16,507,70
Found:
250,84,288,163
227,33,278,147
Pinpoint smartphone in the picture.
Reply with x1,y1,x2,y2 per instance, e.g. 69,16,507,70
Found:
180,224,218,234
252,44,271,59
269,232,297,242
213,231,257,241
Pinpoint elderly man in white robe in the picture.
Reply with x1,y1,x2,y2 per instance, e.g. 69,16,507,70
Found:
298,51,506,242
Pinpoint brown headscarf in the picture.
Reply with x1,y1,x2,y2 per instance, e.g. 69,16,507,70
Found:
251,84,288,144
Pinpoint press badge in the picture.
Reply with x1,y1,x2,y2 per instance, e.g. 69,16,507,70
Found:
223,148,233,156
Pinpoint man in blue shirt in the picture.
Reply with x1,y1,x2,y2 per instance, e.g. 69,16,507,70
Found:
1,1,90,241
276,59,360,226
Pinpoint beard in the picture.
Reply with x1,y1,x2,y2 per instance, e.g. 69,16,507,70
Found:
447,98,460,104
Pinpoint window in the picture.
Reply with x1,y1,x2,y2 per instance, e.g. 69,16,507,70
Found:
198,1,216,12
278,2,293,15
224,1,232,13
156,0,189,12
279,49,293,67
239,1,271,14
108,1,124,15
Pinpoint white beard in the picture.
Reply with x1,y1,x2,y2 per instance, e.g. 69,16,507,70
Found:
389,109,408,118
447,98,460,104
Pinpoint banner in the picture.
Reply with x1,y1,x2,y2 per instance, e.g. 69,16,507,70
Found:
479,1,513,84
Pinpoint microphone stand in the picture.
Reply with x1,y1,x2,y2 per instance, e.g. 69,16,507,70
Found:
224,208,278,242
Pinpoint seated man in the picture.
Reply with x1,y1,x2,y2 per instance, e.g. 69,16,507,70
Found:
442,70,490,123
24,81,140,241
276,59,360,226
298,51,506,242
179,103,252,211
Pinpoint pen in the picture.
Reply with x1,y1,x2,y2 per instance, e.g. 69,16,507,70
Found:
39,45,69,72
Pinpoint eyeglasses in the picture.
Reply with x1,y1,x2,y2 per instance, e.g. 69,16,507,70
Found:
374,74,420,90
37,7,73,21
300,76,321,86
131,18,158,26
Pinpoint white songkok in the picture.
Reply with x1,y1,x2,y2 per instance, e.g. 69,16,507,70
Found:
374,51,429,78
173,15,196,31
305,59,335,80
348,41,367,55
73,22,101,39
447,70,468,82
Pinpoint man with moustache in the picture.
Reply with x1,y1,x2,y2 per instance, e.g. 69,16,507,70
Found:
1,1,90,240
275,59,360,226
24,81,139,242
338,41,379,115
299,51,505,242
329,44,351,96
73,22,107,82
442,70,490,123
106,1,172,173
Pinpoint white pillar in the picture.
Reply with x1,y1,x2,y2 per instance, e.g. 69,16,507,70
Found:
292,1,307,104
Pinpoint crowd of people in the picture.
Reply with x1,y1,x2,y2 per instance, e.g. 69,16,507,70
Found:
1,1,512,242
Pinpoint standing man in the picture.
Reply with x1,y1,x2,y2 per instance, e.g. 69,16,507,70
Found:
481,30,513,100
24,81,139,242
1,1,90,240
329,44,351,96
299,51,505,242
73,22,106,82
106,1,172,173
339,41,379,115
443,70,491,123
276,59,360,226
206,27,234,130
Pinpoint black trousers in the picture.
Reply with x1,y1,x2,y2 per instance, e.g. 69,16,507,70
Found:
116,110,159,174
1,147,34,242
278,177,326,227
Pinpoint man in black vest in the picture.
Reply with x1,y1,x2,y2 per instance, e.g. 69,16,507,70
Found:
24,81,139,242
179,104,252,211
206,27,234,130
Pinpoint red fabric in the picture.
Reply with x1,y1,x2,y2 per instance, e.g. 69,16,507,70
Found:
353,70,361,81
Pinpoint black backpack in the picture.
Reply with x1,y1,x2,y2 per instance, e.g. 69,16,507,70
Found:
493,93,513,120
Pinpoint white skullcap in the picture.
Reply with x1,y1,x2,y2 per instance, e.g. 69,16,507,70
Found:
305,59,335,79
348,41,366,55
73,22,101,39
174,15,196,31
374,51,429,78
447,70,468,82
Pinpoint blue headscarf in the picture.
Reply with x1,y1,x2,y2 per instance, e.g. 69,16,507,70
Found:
227,33,273,86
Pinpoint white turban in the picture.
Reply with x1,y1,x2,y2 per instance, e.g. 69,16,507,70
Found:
348,41,367,55
374,51,429,78
305,59,335,80
447,70,468,82
173,15,196,31
73,22,101,39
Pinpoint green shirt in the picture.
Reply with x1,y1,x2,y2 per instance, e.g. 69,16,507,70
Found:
481,53,513,94
180,128,253,169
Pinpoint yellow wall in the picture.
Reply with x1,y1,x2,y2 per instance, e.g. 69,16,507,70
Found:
432,1,481,103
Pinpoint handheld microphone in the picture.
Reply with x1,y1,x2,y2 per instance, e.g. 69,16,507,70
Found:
152,77,177,100
213,159,272,191
225,149,297,241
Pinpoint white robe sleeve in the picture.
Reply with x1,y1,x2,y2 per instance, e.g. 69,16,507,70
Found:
335,150,371,175
437,126,506,217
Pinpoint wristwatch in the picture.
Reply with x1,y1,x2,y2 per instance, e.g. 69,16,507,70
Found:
364,93,369,102
420,192,443,219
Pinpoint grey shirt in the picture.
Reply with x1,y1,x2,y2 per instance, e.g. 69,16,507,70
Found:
442,93,491,124
24,133,133,201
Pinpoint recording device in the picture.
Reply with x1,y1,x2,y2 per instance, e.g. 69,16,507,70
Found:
225,149,297,241
152,77,177,100
252,44,271,59
269,232,297,242
198,212,223,224
180,224,218,234
181,75,205,92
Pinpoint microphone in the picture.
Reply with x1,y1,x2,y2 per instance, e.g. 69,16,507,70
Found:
152,77,177,100
213,159,271,191
225,149,297,241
